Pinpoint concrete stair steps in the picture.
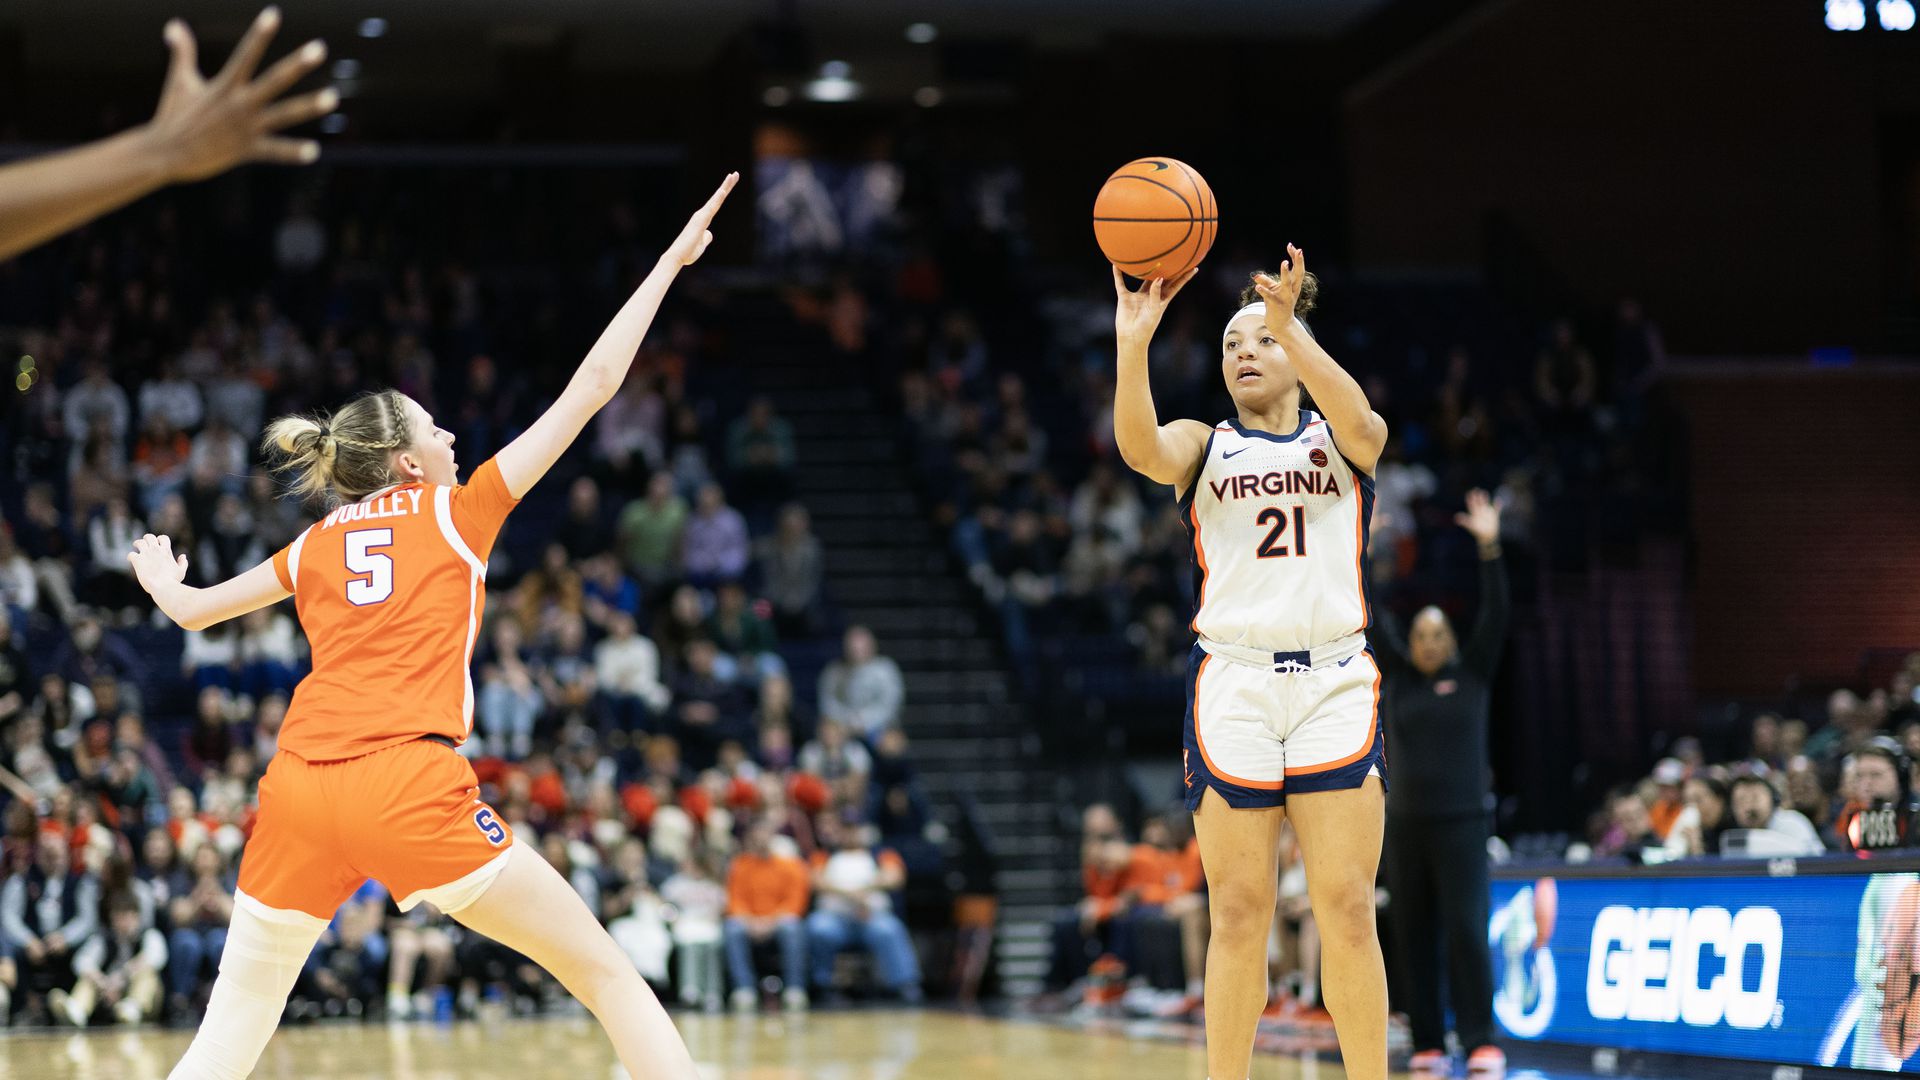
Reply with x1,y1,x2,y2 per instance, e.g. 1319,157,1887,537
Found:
743,308,1085,999
907,733,1033,760
797,467,916,495
919,770,1038,797
822,547,948,575
870,638,1000,670
982,834,1070,859
800,492,922,520
996,906,1061,928
994,937,1054,959
826,577,970,607
788,412,891,438
995,867,1081,893
800,437,900,465
844,607,982,639
900,669,1012,698
811,518,938,548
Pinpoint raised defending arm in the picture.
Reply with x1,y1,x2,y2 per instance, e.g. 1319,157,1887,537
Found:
494,173,737,500
1455,489,1510,677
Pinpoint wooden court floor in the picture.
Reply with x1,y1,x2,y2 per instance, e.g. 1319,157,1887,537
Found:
0,1009,1370,1080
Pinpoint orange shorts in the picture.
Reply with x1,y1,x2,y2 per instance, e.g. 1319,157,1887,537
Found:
237,739,515,921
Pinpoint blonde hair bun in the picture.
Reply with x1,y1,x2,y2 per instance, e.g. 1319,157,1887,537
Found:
262,391,412,507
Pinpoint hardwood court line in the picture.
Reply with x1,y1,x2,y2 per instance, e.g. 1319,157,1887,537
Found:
0,1008,1374,1080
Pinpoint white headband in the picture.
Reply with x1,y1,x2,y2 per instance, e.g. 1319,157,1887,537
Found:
1221,303,1313,350
1221,303,1267,350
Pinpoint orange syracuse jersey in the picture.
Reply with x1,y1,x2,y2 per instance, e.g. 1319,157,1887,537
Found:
270,458,519,762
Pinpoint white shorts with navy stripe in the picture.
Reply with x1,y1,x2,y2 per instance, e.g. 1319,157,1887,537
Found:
1181,641,1386,810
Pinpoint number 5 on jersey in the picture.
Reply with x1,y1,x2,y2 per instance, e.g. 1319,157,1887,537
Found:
345,528,395,605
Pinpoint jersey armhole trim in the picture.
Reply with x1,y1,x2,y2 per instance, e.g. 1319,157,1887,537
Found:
1339,453,1378,489
435,484,486,735
285,527,311,592
1175,428,1220,514
433,486,486,578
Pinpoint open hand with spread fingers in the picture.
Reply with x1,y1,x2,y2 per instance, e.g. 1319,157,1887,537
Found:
1453,488,1506,548
147,6,339,182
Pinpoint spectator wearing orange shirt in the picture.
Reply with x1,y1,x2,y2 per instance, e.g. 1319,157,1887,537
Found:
1646,758,1687,839
1120,815,1209,1008
131,415,192,514
1047,803,1131,991
724,820,811,1012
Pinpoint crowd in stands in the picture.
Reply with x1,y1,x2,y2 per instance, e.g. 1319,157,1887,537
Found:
0,172,944,1029
1,142,1902,1045
1046,801,1327,1022
1587,655,1920,862
926,244,1911,1009
822,231,1679,734
1048,652,1920,1020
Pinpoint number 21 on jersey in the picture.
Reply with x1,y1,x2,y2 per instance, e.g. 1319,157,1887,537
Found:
1254,506,1308,559
345,528,395,605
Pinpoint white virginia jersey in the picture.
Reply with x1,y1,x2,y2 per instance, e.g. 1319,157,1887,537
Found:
1178,411,1375,654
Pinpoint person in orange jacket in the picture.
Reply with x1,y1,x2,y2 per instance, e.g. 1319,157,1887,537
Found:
1048,803,1135,991
723,819,811,1011
1121,814,1210,1011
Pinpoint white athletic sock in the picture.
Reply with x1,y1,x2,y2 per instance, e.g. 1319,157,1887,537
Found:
1186,977,1203,997
169,892,327,1080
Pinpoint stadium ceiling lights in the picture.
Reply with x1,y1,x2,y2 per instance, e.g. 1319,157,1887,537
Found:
905,23,938,44
332,58,361,80
804,76,859,102
1826,0,1915,29
806,61,858,102
358,17,387,38
913,86,942,107
763,86,792,107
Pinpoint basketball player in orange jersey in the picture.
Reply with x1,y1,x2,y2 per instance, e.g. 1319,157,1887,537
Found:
1112,247,1390,1080
125,172,738,1080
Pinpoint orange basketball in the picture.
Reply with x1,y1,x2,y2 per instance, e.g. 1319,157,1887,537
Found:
1093,157,1217,280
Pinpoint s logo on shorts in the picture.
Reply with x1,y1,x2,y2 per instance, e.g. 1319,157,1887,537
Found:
473,807,507,846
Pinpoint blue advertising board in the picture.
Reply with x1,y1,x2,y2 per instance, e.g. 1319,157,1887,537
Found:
1490,864,1920,1071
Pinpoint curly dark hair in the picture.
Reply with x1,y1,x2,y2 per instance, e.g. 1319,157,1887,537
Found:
1239,270,1320,317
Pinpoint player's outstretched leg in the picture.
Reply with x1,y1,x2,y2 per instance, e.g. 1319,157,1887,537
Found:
1288,777,1389,1080
168,895,328,1080
452,842,703,1080
1193,788,1287,1080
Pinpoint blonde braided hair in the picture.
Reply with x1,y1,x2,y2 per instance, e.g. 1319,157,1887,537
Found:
262,389,415,507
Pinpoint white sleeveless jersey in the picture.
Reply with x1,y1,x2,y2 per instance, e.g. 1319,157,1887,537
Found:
1178,411,1375,654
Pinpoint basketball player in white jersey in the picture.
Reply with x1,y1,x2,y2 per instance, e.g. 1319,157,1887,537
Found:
1112,246,1389,1080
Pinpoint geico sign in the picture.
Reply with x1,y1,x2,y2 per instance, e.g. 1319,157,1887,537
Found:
1585,905,1783,1029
